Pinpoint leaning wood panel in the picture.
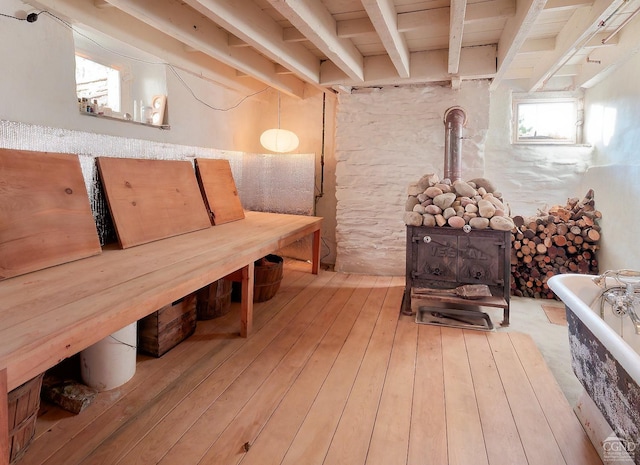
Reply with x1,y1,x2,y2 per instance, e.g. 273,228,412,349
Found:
96,157,211,248
0,149,101,280
195,158,244,225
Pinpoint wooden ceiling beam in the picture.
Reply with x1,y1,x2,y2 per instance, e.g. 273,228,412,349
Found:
103,0,306,97
449,0,468,74
337,17,376,38
361,0,411,78
183,0,320,86
527,0,629,91
266,0,365,82
320,45,496,86
398,0,515,32
33,0,268,96
490,0,548,90
575,10,640,87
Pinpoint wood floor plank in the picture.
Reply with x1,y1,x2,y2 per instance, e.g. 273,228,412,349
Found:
24,264,599,465
29,267,309,464
194,273,362,465
508,333,602,465
322,278,404,465
114,272,342,465
488,333,567,465
441,327,489,465
238,275,378,465
408,324,448,465
463,331,528,465
64,269,331,465
365,312,417,465
279,277,393,465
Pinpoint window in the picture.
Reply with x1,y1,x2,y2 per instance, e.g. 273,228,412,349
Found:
513,96,582,144
73,25,167,125
75,55,121,112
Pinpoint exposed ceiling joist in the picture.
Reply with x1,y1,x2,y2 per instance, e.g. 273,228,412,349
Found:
182,0,320,85
104,0,306,97
29,0,640,97
361,0,411,78
490,0,548,90
320,45,496,87
265,0,365,82
527,0,629,91
576,9,640,87
449,0,468,74
32,0,266,96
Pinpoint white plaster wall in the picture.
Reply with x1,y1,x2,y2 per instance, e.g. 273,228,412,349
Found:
485,87,594,217
334,81,490,275
582,51,640,271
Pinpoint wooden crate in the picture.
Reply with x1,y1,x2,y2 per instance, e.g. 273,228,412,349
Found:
138,294,196,357
8,373,44,464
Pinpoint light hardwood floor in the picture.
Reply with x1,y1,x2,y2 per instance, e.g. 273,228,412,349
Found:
23,260,602,465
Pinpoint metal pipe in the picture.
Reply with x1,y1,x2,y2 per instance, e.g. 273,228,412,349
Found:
443,106,467,182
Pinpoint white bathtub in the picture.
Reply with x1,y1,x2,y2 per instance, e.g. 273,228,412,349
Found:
549,273,640,464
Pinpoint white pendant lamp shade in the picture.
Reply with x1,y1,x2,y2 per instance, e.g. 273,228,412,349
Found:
260,91,299,153
260,128,299,153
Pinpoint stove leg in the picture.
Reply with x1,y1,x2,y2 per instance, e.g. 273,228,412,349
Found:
501,307,510,326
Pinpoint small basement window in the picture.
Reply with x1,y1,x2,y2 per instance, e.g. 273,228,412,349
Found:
73,25,168,126
513,96,582,144
75,55,121,113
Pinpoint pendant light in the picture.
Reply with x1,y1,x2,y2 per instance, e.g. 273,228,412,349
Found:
260,92,299,153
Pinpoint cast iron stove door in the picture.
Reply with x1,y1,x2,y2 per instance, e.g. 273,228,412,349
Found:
457,235,504,286
412,232,457,283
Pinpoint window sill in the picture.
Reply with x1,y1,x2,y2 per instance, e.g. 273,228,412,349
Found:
80,111,170,130
512,142,591,148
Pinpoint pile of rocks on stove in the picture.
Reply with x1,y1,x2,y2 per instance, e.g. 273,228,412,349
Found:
403,173,515,231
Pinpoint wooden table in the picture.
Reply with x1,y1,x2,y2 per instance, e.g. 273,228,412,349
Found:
0,211,321,465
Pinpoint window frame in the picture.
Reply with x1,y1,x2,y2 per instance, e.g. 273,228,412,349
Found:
512,94,583,145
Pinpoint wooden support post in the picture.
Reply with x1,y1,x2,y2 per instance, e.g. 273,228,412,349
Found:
312,228,321,275
240,261,255,338
0,368,8,465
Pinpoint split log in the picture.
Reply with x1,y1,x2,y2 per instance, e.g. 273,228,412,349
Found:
510,190,601,299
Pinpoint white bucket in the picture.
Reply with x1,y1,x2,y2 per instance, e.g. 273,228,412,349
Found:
80,322,137,391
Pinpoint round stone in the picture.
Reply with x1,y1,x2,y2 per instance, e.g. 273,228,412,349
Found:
469,217,490,229
404,211,423,226
448,216,466,228
490,216,515,231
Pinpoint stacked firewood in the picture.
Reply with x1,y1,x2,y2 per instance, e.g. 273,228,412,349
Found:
511,189,601,298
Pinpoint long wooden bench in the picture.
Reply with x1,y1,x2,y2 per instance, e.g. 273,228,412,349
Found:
0,210,321,465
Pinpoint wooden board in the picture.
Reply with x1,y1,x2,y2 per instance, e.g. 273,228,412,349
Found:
0,149,101,280
97,157,211,248
195,158,244,225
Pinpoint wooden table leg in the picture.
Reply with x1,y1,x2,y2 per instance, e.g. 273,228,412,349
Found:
0,368,9,465
240,262,255,338
311,228,321,275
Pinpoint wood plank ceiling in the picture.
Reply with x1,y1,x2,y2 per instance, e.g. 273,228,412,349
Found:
31,0,640,96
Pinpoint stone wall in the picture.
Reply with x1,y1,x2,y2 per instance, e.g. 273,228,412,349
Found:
334,81,491,275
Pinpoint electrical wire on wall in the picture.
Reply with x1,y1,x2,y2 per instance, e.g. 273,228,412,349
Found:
0,9,269,112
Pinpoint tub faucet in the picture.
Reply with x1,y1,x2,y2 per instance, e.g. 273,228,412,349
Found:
625,283,640,335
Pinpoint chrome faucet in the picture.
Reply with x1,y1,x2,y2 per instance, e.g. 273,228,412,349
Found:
593,270,640,335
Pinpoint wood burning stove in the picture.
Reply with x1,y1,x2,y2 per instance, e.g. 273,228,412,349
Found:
404,225,511,326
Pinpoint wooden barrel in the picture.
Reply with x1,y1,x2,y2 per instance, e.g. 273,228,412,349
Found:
196,278,233,320
8,373,44,464
254,255,284,302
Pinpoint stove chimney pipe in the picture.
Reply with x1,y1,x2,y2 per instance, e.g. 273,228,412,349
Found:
443,106,466,183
